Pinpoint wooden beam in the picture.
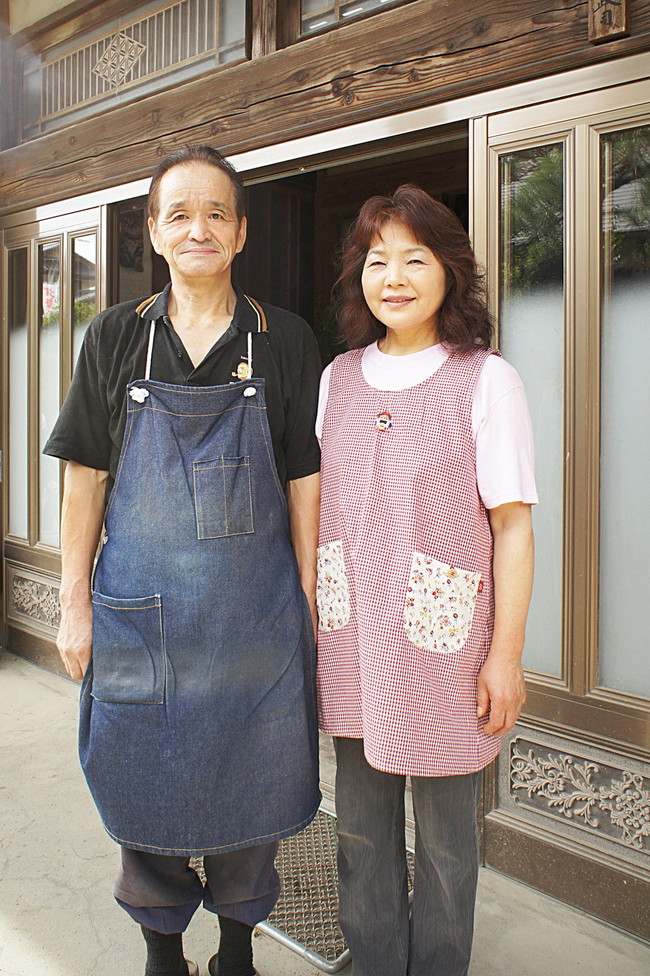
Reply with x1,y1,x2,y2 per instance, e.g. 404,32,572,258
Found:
1,0,649,213
589,0,630,43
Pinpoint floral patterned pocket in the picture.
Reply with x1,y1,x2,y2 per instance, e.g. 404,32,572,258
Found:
404,552,482,654
317,540,351,632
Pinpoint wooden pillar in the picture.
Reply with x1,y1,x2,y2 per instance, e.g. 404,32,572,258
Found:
0,0,17,150
248,0,278,59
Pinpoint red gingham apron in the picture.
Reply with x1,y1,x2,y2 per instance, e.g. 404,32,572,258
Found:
317,347,502,776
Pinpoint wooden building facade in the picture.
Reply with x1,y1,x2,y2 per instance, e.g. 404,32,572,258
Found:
1,0,649,943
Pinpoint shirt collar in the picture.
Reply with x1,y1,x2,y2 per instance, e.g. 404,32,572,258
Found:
138,282,261,333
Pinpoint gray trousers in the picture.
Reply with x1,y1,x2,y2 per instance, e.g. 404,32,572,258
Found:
334,737,482,976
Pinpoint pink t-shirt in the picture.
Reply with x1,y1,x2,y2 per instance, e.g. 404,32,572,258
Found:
316,342,538,510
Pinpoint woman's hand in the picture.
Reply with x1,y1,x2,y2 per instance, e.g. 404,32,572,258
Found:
477,649,526,736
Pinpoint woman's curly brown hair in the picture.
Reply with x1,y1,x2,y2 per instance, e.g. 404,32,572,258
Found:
334,184,493,352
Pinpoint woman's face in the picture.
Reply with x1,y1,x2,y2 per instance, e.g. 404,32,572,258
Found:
361,221,447,346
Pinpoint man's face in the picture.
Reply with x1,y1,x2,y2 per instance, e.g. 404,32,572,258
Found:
148,162,247,283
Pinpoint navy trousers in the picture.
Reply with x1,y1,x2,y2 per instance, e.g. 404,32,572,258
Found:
334,737,482,976
114,843,280,933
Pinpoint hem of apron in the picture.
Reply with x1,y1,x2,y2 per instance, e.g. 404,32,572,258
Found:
101,798,321,857
359,741,503,778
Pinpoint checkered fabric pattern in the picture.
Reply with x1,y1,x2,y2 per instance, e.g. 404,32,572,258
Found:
317,347,502,776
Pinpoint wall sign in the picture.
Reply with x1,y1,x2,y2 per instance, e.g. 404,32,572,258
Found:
589,0,630,43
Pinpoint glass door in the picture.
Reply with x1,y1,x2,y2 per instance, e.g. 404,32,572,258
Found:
475,81,650,939
2,208,101,671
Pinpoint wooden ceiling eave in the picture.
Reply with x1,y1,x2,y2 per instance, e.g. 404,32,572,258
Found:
1,0,649,215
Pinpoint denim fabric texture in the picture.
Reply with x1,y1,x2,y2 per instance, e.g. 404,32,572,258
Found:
81,373,320,856
334,737,481,976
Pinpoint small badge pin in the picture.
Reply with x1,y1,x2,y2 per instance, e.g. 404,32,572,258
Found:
232,361,252,380
376,411,393,431
129,386,149,402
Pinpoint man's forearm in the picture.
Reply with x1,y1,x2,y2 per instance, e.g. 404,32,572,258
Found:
286,472,320,624
58,461,108,678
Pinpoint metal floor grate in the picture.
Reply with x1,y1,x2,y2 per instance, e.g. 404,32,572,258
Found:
258,808,414,973
192,808,413,973
258,808,348,971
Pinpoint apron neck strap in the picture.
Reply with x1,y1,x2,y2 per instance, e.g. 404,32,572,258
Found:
243,295,267,380
144,320,156,381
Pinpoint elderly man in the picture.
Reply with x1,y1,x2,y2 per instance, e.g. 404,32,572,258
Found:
44,145,321,976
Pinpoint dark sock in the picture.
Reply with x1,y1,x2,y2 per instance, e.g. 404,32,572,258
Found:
215,915,255,976
140,925,189,976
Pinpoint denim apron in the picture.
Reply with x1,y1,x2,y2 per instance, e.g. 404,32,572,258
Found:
79,304,320,856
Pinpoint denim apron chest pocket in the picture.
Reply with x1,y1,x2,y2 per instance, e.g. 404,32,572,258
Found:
192,455,254,539
91,592,165,704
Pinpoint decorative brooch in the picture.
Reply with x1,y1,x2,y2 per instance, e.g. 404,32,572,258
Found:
376,411,393,431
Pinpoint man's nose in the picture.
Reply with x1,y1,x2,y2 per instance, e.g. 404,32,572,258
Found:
187,215,211,239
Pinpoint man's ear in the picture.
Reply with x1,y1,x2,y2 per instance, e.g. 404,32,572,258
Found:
236,216,247,255
148,217,162,255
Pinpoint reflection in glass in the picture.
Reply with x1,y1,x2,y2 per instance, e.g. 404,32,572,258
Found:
499,144,565,677
599,125,650,698
72,234,97,366
38,241,61,548
8,249,29,539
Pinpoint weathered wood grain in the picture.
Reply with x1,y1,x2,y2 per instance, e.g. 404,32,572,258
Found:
1,0,649,213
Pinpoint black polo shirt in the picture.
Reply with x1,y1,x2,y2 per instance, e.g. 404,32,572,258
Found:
44,283,321,489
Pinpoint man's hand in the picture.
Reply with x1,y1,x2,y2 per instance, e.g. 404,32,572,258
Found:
57,598,93,680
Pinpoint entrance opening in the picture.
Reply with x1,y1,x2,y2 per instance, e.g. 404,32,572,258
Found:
110,125,469,364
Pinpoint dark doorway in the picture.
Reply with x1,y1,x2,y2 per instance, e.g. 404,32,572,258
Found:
111,126,469,366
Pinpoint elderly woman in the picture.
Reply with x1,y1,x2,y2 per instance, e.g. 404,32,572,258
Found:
316,184,537,976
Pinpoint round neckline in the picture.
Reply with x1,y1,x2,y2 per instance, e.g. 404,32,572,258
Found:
360,341,451,393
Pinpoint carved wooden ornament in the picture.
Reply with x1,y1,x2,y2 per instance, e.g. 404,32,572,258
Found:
589,0,630,43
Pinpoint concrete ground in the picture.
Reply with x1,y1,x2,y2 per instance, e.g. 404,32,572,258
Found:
1,649,649,976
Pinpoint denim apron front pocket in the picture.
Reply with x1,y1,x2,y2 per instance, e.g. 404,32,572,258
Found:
91,592,165,704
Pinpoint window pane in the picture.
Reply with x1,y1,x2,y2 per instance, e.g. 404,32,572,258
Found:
219,0,245,62
8,248,29,539
301,0,407,34
72,234,97,366
38,241,61,548
499,144,565,677
598,124,650,698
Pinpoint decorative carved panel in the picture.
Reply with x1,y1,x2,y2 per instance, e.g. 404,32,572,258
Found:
494,727,650,873
511,739,650,852
6,563,61,637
